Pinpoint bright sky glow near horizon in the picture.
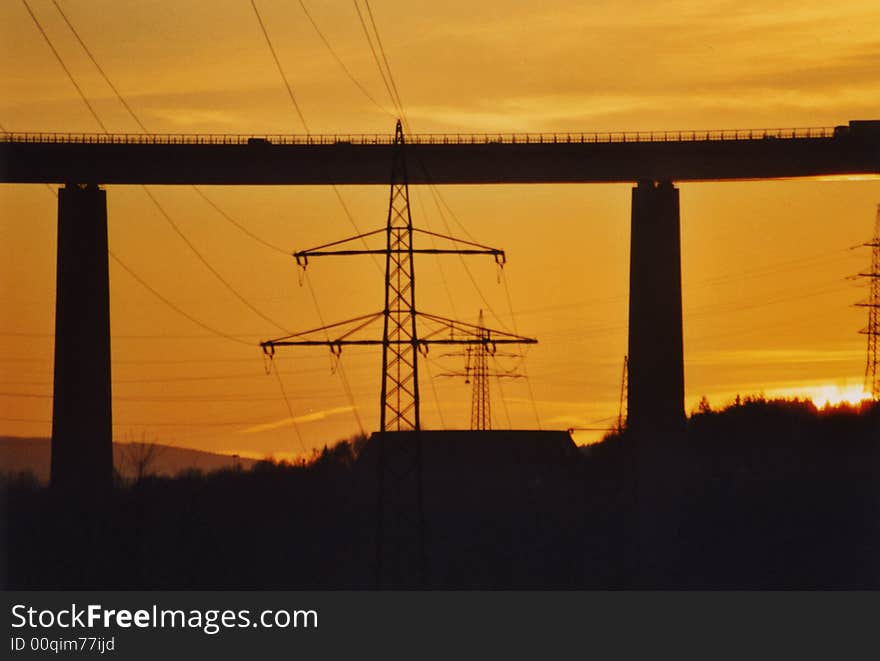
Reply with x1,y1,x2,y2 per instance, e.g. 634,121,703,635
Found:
1,0,879,459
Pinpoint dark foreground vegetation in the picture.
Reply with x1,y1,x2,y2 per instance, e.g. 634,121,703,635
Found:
3,397,879,589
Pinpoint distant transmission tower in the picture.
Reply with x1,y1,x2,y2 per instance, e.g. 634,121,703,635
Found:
260,120,536,585
857,204,880,400
469,311,492,430
617,355,628,433
437,309,525,430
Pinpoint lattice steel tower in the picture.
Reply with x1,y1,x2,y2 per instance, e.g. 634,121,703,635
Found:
262,121,534,428
469,310,491,430
436,309,529,431
857,204,880,400
260,120,536,585
378,119,420,431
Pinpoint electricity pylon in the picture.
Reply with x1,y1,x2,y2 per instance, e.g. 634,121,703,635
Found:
436,310,525,430
469,311,492,430
260,120,536,586
617,355,628,433
857,204,880,400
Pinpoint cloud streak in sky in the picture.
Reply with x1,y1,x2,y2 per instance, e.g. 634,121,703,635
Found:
239,406,355,434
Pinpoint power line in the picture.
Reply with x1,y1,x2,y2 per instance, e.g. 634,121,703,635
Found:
362,1,406,118
269,357,307,455
190,186,291,256
115,389,362,402
109,250,255,346
302,271,366,435
502,246,856,320
5,255,855,347
0,355,355,367
686,247,857,290
0,331,257,340
354,10,516,332
0,371,371,386
0,416,296,428
352,0,401,119
0,392,50,399
49,0,148,132
33,158,257,347
0,350,371,366
140,186,293,335
421,354,447,429
352,9,515,333
298,0,395,117
249,0,309,132
21,14,317,453
500,270,541,428
40,5,338,453
24,179,280,347
493,358,513,428
0,391,360,403
327,188,385,275
349,5,516,336
27,6,288,346
48,1,295,257
250,0,384,275
248,0,392,438
115,368,370,385
420,176,512,332
20,0,107,132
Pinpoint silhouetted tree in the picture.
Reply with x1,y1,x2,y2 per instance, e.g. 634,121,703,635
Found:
117,436,166,484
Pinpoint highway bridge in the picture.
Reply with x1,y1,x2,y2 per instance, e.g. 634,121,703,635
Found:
1,122,878,185
2,119,878,489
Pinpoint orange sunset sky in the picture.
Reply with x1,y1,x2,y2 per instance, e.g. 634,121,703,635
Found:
1,0,879,460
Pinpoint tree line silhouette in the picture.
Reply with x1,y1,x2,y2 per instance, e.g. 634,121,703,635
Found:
3,397,878,589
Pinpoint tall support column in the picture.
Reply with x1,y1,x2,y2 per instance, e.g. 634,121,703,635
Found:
51,183,113,491
626,180,685,434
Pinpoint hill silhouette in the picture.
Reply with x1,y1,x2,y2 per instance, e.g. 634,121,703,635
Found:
0,436,257,484
3,398,878,589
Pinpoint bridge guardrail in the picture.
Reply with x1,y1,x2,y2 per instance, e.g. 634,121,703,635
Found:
0,127,836,146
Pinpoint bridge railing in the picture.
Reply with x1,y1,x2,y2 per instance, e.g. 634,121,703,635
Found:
0,127,836,145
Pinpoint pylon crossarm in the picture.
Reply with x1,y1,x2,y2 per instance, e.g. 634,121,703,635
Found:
435,372,524,378
296,248,506,256
259,311,383,346
418,338,535,345
411,228,506,263
262,337,534,349
293,228,387,268
417,311,537,344
290,228,505,261
294,228,386,257
262,339,386,347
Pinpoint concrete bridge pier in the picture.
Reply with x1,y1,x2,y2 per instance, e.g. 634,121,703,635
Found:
626,179,685,435
51,183,113,492
625,180,687,586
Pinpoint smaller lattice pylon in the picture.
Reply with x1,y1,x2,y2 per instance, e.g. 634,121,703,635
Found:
617,355,628,433
435,310,526,430
855,204,880,400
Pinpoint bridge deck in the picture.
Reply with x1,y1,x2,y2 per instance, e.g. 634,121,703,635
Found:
1,125,877,185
